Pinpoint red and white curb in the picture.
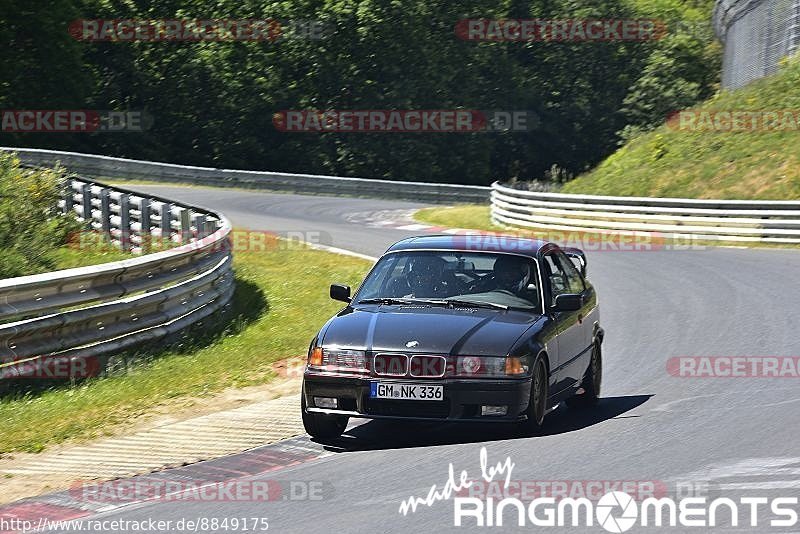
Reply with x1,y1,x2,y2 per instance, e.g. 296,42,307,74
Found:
0,436,331,533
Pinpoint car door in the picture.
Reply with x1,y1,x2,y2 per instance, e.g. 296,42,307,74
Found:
542,250,587,395
553,250,595,390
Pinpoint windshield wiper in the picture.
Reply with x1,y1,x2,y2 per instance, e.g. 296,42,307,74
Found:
358,297,527,312
444,299,508,310
357,297,448,306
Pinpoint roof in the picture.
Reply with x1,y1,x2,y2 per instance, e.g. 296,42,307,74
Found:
385,234,552,258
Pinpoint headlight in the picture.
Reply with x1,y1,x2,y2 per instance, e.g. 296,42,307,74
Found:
454,356,528,377
307,347,368,374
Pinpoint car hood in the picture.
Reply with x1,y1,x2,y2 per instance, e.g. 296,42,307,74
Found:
320,305,541,356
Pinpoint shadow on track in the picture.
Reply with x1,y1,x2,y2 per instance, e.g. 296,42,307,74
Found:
318,394,652,453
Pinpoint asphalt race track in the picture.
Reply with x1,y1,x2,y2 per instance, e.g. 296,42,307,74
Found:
53,185,800,533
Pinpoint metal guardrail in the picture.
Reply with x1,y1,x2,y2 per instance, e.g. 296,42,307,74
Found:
491,182,800,243
1,147,490,204
713,0,800,89
0,175,234,380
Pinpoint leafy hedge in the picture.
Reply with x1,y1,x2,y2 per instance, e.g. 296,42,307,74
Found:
0,0,719,185
0,153,81,278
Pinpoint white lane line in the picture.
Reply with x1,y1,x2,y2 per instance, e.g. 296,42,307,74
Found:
716,480,800,490
761,397,800,408
302,241,377,262
672,457,800,494
396,223,432,231
650,394,717,413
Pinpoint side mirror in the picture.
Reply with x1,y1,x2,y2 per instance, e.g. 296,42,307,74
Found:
563,248,587,277
330,284,351,303
552,293,584,312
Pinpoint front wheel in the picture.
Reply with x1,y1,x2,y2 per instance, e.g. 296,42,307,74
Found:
566,342,602,409
301,389,348,440
518,356,548,434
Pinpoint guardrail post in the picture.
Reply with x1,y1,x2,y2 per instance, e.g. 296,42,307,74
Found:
140,198,151,253
81,183,93,222
63,178,73,214
180,209,191,243
100,189,111,236
160,202,172,244
119,193,131,252
193,214,207,238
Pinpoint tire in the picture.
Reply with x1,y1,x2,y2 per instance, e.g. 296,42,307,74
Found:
566,342,602,409
519,356,549,434
301,390,348,440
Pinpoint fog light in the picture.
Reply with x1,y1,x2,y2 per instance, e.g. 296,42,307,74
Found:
481,405,508,416
314,397,338,409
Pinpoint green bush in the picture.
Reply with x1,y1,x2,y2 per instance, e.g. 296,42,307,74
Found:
0,153,81,278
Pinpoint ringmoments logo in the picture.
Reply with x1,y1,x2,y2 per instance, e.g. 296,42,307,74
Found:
397,449,800,530
595,491,638,532
452,491,800,529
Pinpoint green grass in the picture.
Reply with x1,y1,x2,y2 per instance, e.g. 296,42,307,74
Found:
0,243,370,454
47,236,133,270
561,54,800,200
416,205,498,232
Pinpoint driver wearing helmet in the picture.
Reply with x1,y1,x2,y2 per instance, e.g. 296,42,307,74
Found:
491,255,532,294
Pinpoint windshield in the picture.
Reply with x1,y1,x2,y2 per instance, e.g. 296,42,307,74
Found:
353,251,541,312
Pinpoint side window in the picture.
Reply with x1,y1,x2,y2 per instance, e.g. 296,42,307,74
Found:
555,251,585,294
543,253,569,306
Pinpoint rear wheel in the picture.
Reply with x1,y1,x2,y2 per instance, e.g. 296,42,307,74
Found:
301,388,349,440
566,342,601,409
519,356,548,434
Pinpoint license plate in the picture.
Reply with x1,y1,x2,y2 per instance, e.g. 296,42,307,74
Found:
370,382,443,401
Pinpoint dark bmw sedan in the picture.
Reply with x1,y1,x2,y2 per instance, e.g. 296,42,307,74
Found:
301,235,604,439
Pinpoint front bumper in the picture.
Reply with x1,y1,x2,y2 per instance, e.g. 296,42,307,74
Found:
302,373,532,422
